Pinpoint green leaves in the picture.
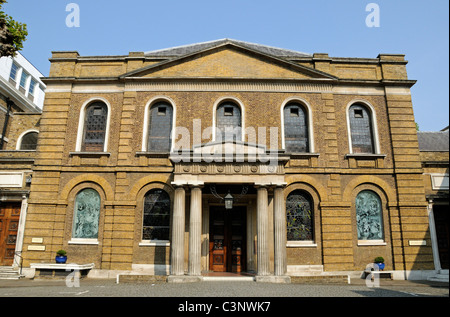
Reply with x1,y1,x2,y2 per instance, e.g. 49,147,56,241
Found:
0,0,28,57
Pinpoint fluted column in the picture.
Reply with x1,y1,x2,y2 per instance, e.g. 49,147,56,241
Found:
171,185,186,276
273,185,287,276
188,185,202,276
256,185,270,276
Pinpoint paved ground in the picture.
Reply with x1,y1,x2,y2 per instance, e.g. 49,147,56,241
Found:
0,277,448,298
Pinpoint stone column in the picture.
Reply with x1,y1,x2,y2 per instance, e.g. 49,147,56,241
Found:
273,185,287,276
171,185,186,276
188,185,202,276
256,185,270,276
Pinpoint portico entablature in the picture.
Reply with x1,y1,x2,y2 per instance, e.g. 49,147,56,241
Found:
169,141,289,186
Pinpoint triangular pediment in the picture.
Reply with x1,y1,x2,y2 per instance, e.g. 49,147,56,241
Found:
121,42,335,80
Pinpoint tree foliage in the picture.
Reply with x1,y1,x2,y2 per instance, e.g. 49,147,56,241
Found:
0,0,28,57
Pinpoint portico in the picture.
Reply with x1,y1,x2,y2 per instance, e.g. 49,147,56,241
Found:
168,142,290,282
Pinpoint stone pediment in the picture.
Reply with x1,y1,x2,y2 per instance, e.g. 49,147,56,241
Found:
121,42,336,80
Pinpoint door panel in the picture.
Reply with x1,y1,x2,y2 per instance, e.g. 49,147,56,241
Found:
209,206,246,273
0,202,21,266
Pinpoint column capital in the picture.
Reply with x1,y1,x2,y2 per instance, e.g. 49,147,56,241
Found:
187,181,204,189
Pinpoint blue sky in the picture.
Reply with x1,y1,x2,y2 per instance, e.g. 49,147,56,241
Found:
4,0,449,131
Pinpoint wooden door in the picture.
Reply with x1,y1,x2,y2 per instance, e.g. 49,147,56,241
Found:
209,206,246,273
0,202,21,266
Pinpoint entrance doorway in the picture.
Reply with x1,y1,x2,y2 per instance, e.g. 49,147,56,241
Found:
209,206,246,273
0,202,21,266
434,205,449,269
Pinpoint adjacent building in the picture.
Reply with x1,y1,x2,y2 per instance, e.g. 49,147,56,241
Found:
0,52,45,267
10,39,447,281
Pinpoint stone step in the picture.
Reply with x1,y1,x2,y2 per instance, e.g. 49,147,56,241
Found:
0,267,23,280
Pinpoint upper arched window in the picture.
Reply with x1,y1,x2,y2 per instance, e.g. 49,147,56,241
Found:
72,188,101,240
82,102,108,152
284,103,309,153
356,190,384,241
216,102,242,142
19,131,39,150
143,189,171,241
147,102,173,152
349,104,375,154
286,190,314,241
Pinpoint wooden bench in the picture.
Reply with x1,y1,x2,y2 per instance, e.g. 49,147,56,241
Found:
30,263,94,279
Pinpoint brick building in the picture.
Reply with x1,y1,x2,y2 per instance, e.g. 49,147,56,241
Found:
17,39,444,281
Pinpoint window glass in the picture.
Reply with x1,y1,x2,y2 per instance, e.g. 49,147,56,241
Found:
284,103,309,152
82,102,108,152
143,189,171,240
286,190,314,241
10,63,19,81
20,132,38,150
216,103,241,142
148,102,173,152
356,190,383,240
20,71,28,88
72,189,101,239
349,104,375,154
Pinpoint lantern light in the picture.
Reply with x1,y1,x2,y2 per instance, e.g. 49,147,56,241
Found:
224,193,234,210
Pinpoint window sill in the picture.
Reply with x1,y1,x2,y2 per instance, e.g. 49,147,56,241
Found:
136,151,170,158
357,240,386,246
345,153,386,159
139,241,170,247
345,153,386,168
68,239,99,245
69,152,111,157
287,241,317,248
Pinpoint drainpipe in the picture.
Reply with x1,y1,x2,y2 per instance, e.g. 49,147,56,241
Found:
0,97,13,150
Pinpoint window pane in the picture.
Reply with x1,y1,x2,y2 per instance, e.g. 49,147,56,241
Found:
29,79,37,95
20,132,38,150
10,63,19,81
216,103,241,142
82,102,108,152
356,190,383,240
284,103,309,152
349,104,374,154
73,189,101,239
148,102,173,152
286,190,313,241
143,189,171,240
20,71,28,88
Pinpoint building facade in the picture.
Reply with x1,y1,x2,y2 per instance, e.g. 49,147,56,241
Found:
0,53,45,268
418,128,449,281
19,39,438,281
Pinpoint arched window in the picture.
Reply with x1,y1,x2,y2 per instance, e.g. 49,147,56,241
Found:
356,190,384,240
216,102,242,142
284,103,309,152
286,190,314,241
349,104,375,154
19,131,38,150
147,102,173,152
82,102,108,152
143,189,171,241
72,188,101,239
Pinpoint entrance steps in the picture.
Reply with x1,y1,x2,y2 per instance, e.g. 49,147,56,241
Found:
0,266,23,280
428,269,449,282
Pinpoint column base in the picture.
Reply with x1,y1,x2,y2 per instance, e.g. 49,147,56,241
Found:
255,275,291,283
167,275,203,283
